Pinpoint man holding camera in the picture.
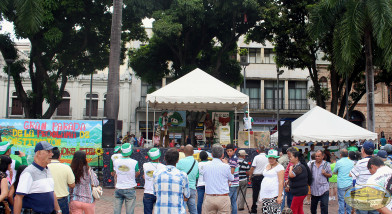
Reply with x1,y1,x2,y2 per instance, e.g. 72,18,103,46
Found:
0,141,27,183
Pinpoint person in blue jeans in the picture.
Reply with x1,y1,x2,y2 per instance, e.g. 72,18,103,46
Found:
197,151,210,214
177,145,199,214
113,143,140,214
334,149,354,214
226,144,239,214
143,148,165,214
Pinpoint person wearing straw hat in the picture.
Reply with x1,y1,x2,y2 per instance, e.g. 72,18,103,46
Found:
113,143,140,214
110,146,122,177
258,149,284,214
143,148,165,214
0,141,27,183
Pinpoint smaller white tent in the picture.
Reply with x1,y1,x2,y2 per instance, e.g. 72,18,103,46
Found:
146,68,249,111
272,106,377,142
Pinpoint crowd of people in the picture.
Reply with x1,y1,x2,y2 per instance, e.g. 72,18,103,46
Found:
0,138,390,214
0,140,98,214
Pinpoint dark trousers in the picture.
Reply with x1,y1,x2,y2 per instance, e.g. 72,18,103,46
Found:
143,193,156,214
57,197,69,214
311,191,329,214
251,175,263,213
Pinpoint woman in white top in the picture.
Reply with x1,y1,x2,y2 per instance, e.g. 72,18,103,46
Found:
258,149,285,214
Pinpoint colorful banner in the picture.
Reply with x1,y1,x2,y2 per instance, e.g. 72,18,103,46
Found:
0,119,102,166
167,111,186,127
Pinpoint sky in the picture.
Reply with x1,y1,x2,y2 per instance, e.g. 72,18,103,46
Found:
0,20,29,42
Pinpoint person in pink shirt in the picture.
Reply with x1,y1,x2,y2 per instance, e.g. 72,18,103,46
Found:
281,147,298,211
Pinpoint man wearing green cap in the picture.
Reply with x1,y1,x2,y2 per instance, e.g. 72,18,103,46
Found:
0,141,27,183
143,148,165,214
110,146,122,177
113,143,140,214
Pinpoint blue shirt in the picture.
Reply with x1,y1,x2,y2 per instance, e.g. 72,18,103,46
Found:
153,165,190,214
202,158,234,194
381,138,387,146
177,156,199,190
333,157,354,188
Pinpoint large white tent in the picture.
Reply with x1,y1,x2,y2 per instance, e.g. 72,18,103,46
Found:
272,106,377,142
145,68,250,146
146,68,249,111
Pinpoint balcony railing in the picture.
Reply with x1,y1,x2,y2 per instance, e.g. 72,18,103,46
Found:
83,108,104,118
139,97,147,108
248,99,310,111
53,107,73,118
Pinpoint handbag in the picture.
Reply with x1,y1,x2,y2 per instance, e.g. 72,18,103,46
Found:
88,168,103,200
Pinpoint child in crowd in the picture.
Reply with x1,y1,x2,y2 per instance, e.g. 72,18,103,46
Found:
329,155,337,201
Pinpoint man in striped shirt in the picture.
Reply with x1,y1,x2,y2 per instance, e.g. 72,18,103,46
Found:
237,150,250,211
350,141,377,214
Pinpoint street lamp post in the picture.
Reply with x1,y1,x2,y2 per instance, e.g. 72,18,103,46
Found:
240,55,250,148
5,59,14,118
276,66,284,134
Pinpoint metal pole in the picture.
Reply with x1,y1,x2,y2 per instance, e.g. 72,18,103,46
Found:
5,62,11,118
146,102,149,144
234,107,237,147
346,77,349,120
247,104,251,149
89,72,93,119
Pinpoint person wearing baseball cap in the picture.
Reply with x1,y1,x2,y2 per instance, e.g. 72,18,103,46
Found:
110,146,122,177
14,141,61,214
258,149,284,214
113,143,140,214
384,144,392,160
377,150,392,168
143,148,165,214
237,150,250,211
0,141,27,183
349,141,377,213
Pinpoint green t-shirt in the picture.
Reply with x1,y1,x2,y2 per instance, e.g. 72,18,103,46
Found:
329,162,337,183
347,146,358,152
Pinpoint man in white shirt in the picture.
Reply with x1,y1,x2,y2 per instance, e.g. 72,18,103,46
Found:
243,111,254,131
202,144,234,213
143,148,165,214
248,145,268,213
113,143,140,214
350,141,377,214
367,156,392,213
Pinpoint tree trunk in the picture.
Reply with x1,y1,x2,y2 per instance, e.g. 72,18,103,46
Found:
329,66,340,114
107,0,122,122
364,29,375,132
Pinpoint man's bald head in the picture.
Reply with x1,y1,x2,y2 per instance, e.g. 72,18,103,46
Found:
184,145,194,156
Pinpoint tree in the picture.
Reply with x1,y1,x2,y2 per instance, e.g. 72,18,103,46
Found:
309,0,392,132
0,0,150,118
247,0,327,108
106,0,122,122
129,0,267,86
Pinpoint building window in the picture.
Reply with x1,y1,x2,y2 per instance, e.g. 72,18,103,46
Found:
140,82,162,108
289,81,308,110
241,80,261,109
57,91,71,116
103,94,107,117
11,92,23,115
263,48,275,64
388,85,392,104
320,76,328,89
249,48,261,63
264,81,284,109
86,94,99,116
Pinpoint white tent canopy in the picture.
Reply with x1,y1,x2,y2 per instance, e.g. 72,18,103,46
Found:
146,68,249,111
272,106,377,142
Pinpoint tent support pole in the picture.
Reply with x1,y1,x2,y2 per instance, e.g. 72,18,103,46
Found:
235,107,237,147
146,102,149,144
248,103,251,149
153,108,156,144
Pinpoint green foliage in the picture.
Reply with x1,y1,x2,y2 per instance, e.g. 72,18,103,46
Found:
129,0,265,85
238,48,248,56
307,86,330,102
0,0,152,118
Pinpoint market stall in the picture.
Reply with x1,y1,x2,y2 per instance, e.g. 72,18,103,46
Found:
145,68,249,146
271,106,378,143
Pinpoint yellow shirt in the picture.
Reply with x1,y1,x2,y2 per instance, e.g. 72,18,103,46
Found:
48,160,75,197
179,152,186,160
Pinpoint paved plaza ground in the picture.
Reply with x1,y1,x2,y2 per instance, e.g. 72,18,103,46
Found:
95,187,339,213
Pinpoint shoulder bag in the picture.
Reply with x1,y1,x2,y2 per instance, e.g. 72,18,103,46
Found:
89,168,103,200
